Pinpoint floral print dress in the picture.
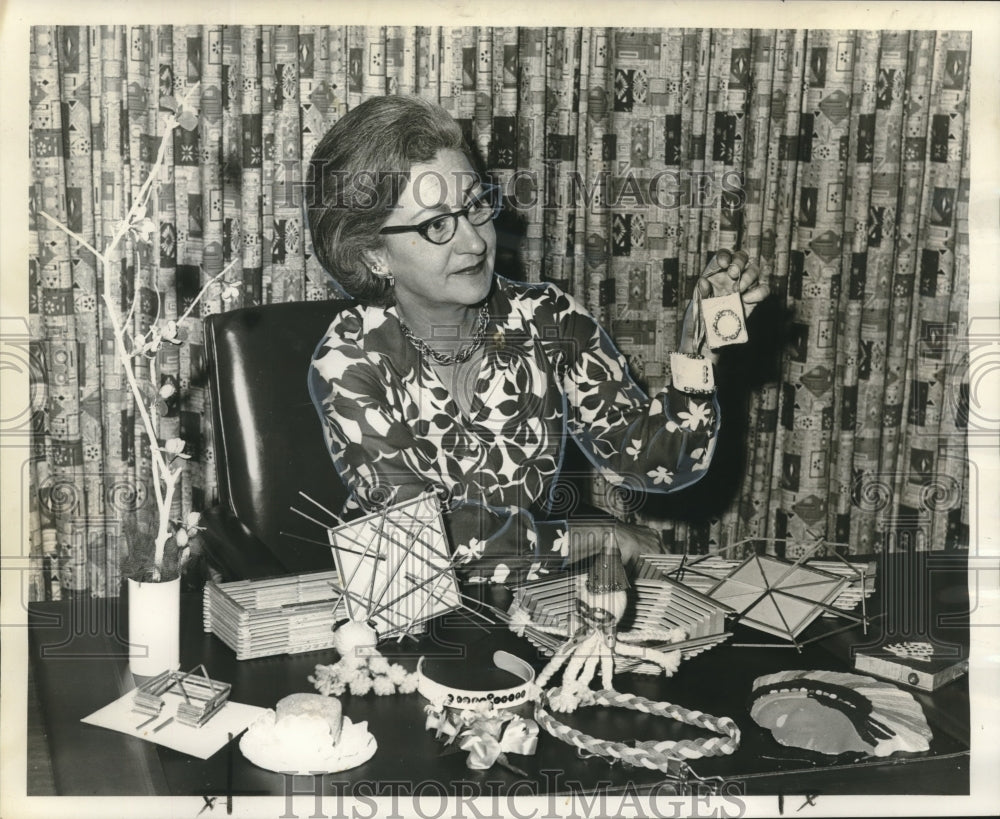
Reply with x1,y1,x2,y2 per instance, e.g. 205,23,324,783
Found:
309,276,718,585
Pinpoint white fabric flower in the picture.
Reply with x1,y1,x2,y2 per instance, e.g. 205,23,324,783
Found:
134,325,162,357
160,320,182,345
124,207,156,244
349,675,373,696
162,438,191,459
368,655,390,675
396,673,418,694
490,563,510,584
221,281,242,301
453,538,486,565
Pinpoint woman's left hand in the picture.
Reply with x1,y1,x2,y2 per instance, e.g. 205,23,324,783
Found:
696,249,770,318
680,248,770,357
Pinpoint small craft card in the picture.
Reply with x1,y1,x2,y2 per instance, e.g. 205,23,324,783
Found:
327,493,461,638
701,292,748,348
82,690,266,760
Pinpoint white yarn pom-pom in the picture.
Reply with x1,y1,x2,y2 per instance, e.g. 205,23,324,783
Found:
387,664,409,685
372,675,395,696
349,675,373,696
333,620,378,664
396,673,418,694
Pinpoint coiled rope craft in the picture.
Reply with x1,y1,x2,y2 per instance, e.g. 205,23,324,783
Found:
534,687,741,772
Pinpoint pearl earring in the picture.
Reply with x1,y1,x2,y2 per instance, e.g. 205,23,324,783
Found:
371,263,394,287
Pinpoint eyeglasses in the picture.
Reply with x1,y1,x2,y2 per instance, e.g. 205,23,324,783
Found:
378,184,502,246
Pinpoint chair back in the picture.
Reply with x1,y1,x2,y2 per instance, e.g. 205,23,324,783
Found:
204,299,353,574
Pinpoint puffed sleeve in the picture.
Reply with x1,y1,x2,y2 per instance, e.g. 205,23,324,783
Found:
541,285,719,494
309,329,567,586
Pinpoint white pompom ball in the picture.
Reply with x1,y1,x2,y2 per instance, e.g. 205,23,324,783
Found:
332,620,378,664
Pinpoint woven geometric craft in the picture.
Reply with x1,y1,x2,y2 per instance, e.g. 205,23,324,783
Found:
637,542,876,618
707,554,847,641
508,572,731,673
326,493,461,639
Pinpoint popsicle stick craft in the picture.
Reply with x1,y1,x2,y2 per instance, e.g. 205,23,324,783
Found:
701,543,875,649
321,493,462,638
203,570,350,659
508,573,732,674
637,539,876,618
708,554,846,640
132,664,231,728
306,493,500,699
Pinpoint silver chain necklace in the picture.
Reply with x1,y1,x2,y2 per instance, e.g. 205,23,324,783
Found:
397,304,490,366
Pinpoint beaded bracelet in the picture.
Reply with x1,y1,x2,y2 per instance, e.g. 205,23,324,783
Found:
534,687,740,772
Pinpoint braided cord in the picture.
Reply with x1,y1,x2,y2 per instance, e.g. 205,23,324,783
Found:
535,688,740,771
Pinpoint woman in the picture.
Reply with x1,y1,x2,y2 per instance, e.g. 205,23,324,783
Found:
307,95,768,585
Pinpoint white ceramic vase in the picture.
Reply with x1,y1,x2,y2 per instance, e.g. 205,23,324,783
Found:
127,575,181,677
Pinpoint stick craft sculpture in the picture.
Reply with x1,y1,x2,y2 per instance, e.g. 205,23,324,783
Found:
304,493,492,697
132,664,231,729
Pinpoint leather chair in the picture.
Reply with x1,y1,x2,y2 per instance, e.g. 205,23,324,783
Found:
200,299,354,580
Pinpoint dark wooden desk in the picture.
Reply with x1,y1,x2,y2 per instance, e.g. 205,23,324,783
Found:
27,552,970,800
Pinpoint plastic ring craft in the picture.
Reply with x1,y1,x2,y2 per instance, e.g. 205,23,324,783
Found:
534,687,740,771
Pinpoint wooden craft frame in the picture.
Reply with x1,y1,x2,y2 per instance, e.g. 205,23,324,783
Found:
637,538,876,620
687,539,876,650
203,570,349,659
708,554,848,639
132,664,231,728
326,493,461,638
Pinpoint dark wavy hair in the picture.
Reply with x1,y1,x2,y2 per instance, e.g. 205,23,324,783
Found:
307,95,475,306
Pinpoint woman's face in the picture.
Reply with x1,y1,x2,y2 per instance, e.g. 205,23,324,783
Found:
369,148,496,317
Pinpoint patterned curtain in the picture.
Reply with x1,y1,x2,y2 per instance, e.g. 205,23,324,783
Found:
28,26,970,600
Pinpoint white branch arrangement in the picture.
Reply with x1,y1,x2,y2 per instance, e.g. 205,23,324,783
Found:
39,83,240,581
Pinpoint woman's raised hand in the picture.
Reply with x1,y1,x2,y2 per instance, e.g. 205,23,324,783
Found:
679,248,770,358
695,249,770,317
